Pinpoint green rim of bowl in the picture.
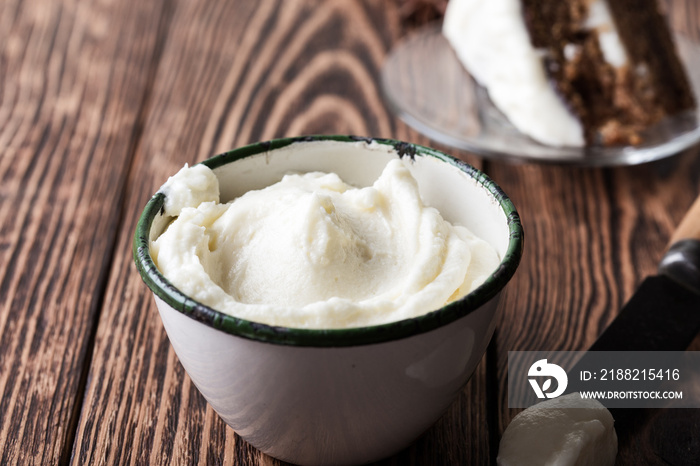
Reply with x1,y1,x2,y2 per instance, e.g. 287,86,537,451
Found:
133,135,523,347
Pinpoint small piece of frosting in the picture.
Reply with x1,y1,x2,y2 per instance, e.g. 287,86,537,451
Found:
497,393,618,466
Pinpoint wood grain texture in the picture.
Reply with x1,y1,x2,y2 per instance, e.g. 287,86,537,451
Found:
0,0,164,463
71,0,489,464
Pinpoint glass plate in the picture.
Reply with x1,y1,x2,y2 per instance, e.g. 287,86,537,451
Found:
381,24,700,166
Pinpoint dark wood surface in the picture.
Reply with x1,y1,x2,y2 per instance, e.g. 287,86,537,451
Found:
1,0,699,464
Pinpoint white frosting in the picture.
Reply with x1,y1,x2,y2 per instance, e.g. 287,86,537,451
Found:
151,159,500,329
497,393,618,466
442,0,635,147
563,43,581,62
585,0,628,68
443,0,585,147
160,163,220,216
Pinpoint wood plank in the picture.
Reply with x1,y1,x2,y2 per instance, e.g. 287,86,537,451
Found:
0,0,165,463
73,0,492,464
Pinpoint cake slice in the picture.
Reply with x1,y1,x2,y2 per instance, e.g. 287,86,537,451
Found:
443,0,696,147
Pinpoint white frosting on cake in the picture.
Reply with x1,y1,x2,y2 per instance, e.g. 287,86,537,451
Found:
586,0,628,68
443,0,634,148
443,0,586,147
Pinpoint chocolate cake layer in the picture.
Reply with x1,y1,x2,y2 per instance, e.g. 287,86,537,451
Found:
521,0,695,145
607,0,695,114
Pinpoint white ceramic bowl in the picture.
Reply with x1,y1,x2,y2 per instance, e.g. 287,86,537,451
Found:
134,136,523,465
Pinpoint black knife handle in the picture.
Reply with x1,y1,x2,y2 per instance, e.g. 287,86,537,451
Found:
658,239,700,295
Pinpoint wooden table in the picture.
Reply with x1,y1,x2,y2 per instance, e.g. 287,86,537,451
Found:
2,0,699,464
